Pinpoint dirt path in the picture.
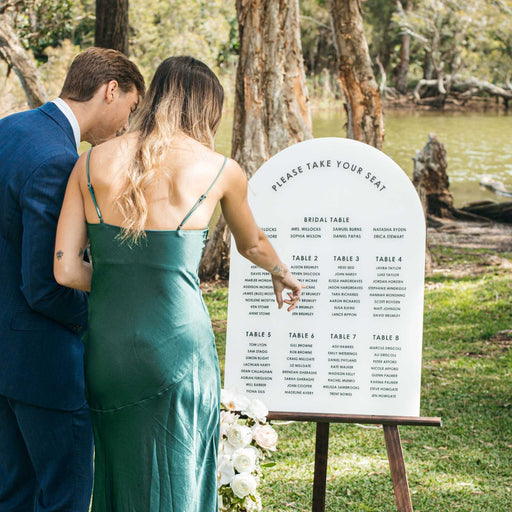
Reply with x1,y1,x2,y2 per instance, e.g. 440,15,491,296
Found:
427,219,512,277
428,220,512,252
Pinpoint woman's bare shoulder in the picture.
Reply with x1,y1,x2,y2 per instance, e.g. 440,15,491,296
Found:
185,139,242,176
85,134,137,183
91,133,137,160
167,137,239,177
219,155,246,182
198,149,244,186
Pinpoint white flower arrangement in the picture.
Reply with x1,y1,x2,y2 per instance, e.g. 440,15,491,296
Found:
218,389,278,512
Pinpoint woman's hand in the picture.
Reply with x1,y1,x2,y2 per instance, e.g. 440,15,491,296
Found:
271,267,305,312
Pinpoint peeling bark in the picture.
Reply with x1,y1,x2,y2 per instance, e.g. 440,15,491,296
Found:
329,0,384,150
199,0,312,281
231,0,312,177
0,12,48,108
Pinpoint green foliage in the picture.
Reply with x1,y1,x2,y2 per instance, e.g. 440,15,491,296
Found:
129,0,235,80
299,0,342,101
217,14,239,66
392,0,512,84
476,0,512,83
15,0,72,60
7,0,512,96
10,0,236,80
14,0,94,61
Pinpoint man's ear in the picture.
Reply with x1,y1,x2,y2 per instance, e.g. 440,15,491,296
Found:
105,80,119,104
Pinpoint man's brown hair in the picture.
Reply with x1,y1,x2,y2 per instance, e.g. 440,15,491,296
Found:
60,47,145,102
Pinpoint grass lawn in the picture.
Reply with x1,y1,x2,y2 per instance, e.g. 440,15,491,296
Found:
203,246,512,511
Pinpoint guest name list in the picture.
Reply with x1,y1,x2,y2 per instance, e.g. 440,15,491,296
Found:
225,138,425,417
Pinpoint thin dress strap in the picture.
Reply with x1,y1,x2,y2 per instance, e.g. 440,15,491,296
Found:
177,156,228,231
86,147,103,224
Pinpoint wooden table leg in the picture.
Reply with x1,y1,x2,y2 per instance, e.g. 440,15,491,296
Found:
312,422,330,512
383,425,413,512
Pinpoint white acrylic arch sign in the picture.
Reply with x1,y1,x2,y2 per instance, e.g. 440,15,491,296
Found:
225,137,425,417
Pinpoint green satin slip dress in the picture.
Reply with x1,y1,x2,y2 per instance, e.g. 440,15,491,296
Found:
84,148,226,512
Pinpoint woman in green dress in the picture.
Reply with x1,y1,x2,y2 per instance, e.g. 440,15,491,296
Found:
54,56,303,512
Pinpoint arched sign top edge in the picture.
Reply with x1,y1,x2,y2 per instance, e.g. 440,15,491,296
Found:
248,137,425,221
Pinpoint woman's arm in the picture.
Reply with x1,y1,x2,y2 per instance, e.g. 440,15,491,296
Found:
220,160,304,311
54,156,92,292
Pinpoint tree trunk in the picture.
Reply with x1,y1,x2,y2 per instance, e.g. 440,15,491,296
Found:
329,0,384,150
0,12,48,108
95,0,129,55
375,55,386,93
413,134,491,229
412,133,454,219
395,0,411,94
199,0,312,281
396,18,411,92
231,0,312,176
412,133,452,273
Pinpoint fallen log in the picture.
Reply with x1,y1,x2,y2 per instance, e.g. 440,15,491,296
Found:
413,75,511,108
451,78,512,101
460,200,512,224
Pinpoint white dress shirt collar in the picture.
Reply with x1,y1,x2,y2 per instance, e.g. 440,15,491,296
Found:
52,97,81,151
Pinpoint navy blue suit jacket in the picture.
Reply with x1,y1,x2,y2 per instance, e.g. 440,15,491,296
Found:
0,103,88,410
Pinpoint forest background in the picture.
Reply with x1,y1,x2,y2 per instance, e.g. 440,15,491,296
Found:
2,0,512,115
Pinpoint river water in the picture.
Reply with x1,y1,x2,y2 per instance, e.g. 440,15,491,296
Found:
215,109,512,207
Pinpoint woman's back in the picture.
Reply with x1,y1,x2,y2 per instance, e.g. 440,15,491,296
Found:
81,131,228,232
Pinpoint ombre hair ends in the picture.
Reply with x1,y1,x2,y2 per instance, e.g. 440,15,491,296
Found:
116,56,224,242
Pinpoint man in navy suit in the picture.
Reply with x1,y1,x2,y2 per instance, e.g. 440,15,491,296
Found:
0,47,145,511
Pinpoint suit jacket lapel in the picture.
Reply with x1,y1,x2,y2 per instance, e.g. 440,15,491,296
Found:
38,102,78,152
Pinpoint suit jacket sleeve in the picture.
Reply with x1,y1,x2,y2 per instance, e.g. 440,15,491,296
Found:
19,154,88,333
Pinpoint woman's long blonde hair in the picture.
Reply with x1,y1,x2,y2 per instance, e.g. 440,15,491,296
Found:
116,56,224,242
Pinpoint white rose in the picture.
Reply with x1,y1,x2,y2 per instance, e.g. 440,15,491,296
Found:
242,399,268,422
232,446,259,473
220,411,237,437
219,439,235,458
217,455,235,487
230,473,257,498
252,424,278,451
221,389,250,411
221,410,237,425
227,423,253,449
